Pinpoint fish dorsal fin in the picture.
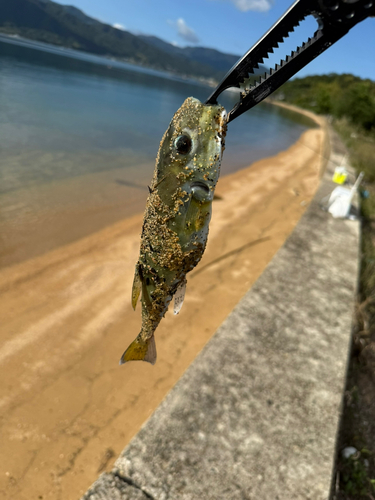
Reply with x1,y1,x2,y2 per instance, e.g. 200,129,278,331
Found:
174,280,186,315
131,264,142,310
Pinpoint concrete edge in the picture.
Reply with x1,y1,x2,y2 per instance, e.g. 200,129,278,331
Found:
81,126,360,500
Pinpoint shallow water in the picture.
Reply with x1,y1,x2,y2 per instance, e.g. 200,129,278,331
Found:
0,35,313,267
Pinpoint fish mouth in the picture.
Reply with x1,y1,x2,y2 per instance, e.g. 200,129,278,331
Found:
190,181,212,202
216,108,228,134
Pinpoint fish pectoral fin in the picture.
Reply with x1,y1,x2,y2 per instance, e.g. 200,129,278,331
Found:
131,265,142,310
119,335,157,365
174,279,186,315
141,279,152,310
185,198,209,232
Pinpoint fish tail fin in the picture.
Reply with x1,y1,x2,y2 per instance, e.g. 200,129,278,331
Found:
119,334,157,365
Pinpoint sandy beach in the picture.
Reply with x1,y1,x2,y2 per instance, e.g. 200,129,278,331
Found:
0,111,328,500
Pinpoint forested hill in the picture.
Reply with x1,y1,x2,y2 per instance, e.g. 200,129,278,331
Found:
139,35,240,74
0,0,244,81
274,74,375,132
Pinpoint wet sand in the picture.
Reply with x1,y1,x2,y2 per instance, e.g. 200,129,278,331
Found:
0,113,328,500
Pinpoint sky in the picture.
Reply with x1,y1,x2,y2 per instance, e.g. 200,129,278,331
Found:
57,0,375,80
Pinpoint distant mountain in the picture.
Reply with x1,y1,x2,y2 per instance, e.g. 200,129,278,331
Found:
139,35,242,74
0,0,243,81
56,4,102,26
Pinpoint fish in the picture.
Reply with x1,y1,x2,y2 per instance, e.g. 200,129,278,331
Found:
120,97,227,365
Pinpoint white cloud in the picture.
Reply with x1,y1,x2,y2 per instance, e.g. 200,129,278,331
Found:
167,18,200,44
231,0,273,12
113,23,126,31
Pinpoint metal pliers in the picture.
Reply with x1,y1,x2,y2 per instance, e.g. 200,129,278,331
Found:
206,0,375,122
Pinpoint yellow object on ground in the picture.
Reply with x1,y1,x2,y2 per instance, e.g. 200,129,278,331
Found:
332,167,348,184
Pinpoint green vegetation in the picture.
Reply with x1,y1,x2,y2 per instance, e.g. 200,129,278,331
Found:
334,119,375,301
341,452,375,497
275,74,375,131
276,73,375,500
275,73,375,301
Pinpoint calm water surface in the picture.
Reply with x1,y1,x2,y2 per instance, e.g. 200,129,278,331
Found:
0,36,314,266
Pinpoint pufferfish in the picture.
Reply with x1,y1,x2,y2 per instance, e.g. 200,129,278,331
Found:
120,97,227,365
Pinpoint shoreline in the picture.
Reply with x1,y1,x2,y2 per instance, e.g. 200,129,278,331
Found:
268,97,328,131
88,122,359,500
0,32,217,88
0,117,328,500
0,108,312,271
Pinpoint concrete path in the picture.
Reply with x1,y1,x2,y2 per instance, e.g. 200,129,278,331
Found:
82,130,360,500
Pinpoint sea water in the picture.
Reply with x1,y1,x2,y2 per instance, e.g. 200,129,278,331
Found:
0,35,313,267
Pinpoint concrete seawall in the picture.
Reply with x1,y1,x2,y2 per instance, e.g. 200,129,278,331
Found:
82,128,360,500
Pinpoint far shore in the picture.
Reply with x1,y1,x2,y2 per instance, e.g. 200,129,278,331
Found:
0,108,328,500
268,97,328,126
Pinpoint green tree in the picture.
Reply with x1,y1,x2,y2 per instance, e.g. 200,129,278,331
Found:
337,82,375,130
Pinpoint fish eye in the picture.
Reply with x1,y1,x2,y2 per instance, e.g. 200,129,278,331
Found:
174,134,192,155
